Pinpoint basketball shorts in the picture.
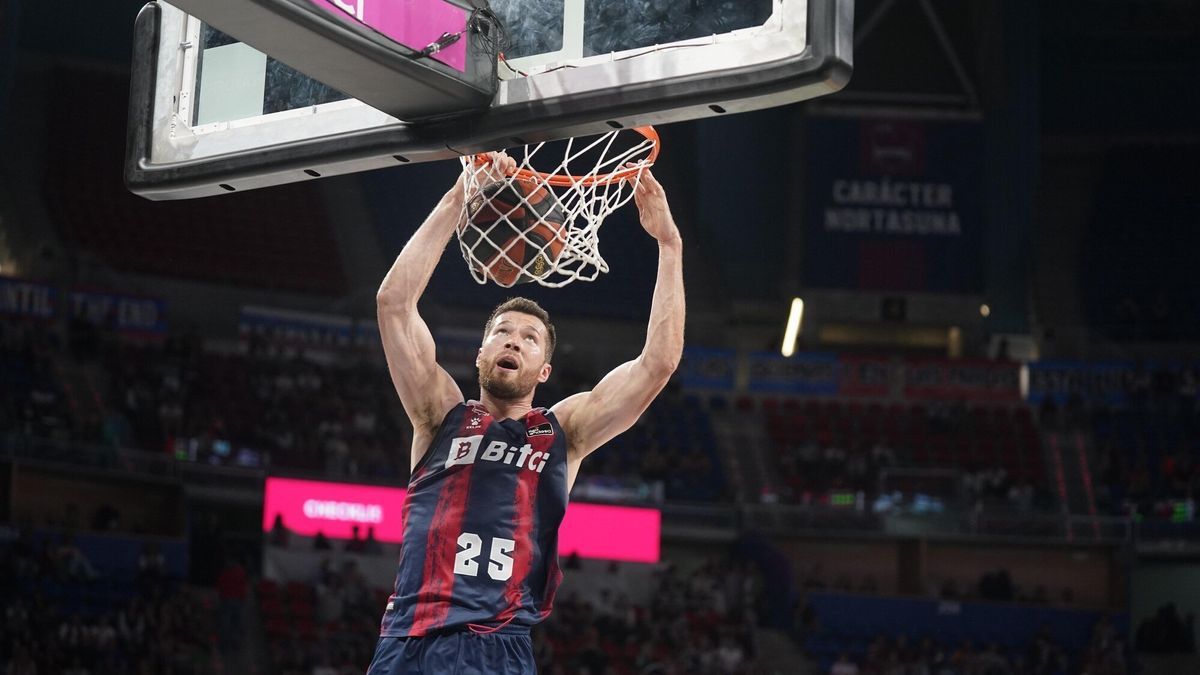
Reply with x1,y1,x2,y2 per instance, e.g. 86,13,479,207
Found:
365,628,536,675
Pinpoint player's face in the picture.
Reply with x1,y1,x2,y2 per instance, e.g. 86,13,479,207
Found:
477,312,552,400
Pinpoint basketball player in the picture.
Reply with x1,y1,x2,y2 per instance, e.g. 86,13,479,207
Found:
366,153,684,674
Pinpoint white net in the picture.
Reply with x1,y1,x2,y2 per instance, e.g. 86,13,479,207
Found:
457,128,658,288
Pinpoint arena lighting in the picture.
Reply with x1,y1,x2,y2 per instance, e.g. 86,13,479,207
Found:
262,477,661,562
781,297,805,357
980,304,991,317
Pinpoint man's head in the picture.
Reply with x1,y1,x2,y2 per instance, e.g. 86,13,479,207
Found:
477,297,556,400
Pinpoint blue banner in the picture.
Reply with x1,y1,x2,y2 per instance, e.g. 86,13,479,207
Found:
904,358,1021,401
747,352,839,395
70,290,167,335
802,115,985,293
0,277,56,319
434,327,484,380
354,318,381,350
1026,361,1134,406
678,347,736,390
239,305,354,349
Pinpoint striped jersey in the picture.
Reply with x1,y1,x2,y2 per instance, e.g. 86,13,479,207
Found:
380,401,568,636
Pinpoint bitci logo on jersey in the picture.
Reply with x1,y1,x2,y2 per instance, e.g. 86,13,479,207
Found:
447,435,548,473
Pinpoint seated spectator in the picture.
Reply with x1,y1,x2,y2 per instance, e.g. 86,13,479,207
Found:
313,530,332,551
978,569,1015,602
55,534,99,581
91,503,121,531
1135,603,1195,654
269,513,291,548
345,524,367,553
136,541,166,594
216,557,248,654
364,526,383,555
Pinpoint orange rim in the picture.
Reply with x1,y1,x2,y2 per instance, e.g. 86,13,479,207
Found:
472,126,660,187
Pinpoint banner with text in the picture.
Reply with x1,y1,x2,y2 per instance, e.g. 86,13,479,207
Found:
803,115,985,293
903,359,1021,401
263,477,660,562
838,355,895,397
748,352,840,395
0,277,56,320
239,305,355,350
353,319,381,351
434,327,485,380
71,290,167,335
1026,361,1134,407
678,347,737,390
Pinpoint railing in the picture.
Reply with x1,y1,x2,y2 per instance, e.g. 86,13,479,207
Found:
735,503,1135,544
741,503,883,534
1,432,263,488
661,503,740,532
2,433,176,478
969,509,1133,544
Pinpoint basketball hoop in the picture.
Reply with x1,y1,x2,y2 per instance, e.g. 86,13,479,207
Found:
457,127,660,288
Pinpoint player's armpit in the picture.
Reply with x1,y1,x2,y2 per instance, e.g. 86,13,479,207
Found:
552,356,673,461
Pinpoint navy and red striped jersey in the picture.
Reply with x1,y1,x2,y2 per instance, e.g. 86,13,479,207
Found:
380,401,568,636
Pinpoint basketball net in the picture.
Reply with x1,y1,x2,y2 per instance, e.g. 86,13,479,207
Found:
457,127,659,288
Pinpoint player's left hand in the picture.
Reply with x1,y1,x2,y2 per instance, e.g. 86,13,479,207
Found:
629,166,681,245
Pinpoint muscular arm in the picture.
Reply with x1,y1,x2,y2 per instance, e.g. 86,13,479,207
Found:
552,170,685,482
376,183,465,455
377,156,514,468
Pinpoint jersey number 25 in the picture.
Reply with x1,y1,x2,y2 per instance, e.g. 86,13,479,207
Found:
454,532,515,581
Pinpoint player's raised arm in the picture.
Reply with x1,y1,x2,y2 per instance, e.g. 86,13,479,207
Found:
552,168,685,470
377,155,515,450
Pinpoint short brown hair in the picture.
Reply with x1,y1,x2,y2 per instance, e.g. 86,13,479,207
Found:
483,297,557,362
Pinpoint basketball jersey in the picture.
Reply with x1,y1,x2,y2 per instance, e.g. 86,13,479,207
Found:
380,402,568,637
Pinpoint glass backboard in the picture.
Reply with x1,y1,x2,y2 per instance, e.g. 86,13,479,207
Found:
127,0,853,200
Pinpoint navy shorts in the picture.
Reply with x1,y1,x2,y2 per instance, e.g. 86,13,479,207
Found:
365,629,535,675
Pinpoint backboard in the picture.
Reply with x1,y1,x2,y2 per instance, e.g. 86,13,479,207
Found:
127,0,853,200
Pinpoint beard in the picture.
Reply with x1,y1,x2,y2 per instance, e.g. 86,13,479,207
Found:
478,358,539,400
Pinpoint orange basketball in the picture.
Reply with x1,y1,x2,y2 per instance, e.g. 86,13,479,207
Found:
462,179,567,286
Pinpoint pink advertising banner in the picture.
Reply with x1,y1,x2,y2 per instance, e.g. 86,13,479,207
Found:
263,477,407,541
263,477,662,563
557,503,662,563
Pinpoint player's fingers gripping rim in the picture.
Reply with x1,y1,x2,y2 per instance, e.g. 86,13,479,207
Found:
472,151,516,177
622,162,644,192
463,152,516,205
629,168,663,204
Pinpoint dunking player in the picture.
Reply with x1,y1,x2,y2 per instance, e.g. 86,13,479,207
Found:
366,153,684,674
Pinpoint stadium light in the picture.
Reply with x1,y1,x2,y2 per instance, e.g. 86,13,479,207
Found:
781,297,805,357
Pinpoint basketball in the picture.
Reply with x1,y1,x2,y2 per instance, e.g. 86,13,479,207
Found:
461,179,568,286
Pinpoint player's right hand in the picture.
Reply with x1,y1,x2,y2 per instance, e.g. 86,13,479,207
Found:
473,151,516,185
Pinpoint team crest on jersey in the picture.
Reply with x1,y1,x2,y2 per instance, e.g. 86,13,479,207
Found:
527,423,554,438
445,435,483,468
